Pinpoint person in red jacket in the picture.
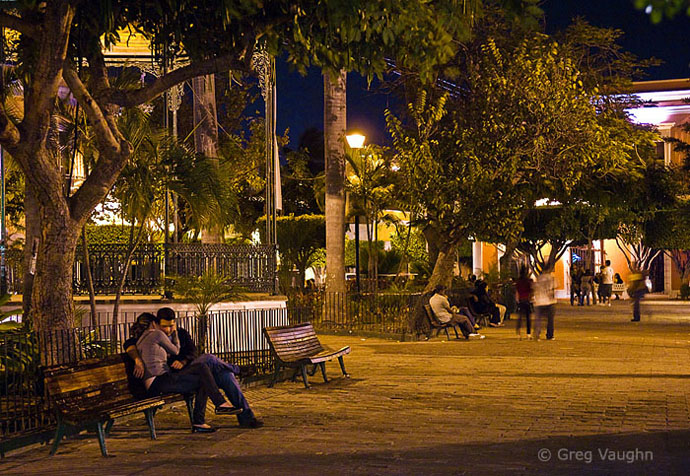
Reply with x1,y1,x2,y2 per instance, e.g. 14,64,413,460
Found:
514,266,533,340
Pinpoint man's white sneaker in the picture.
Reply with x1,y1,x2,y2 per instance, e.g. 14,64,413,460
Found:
468,333,486,339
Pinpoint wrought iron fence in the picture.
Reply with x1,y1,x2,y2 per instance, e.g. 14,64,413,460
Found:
4,243,276,295
0,307,289,446
287,291,421,336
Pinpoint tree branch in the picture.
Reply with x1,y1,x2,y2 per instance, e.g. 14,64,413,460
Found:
84,43,111,99
109,52,251,107
63,66,133,223
62,66,120,154
0,11,41,38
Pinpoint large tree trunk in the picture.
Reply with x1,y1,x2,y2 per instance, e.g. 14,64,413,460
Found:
22,185,40,325
31,200,80,332
423,225,441,272
324,70,347,295
424,241,456,293
192,74,223,244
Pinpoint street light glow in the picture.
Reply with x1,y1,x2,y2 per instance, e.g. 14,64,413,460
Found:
346,133,366,149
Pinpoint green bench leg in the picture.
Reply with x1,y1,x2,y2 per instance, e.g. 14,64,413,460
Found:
443,328,451,340
338,356,349,378
269,362,281,388
184,395,195,426
319,362,328,383
300,365,311,389
49,418,66,456
144,409,157,440
95,421,108,457
104,419,114,436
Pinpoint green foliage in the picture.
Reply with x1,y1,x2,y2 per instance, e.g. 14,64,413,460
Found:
0,331,36,378
219,119,287,242
169,271,246,317
260,214,325,289
310,248,327,268
85,224,134,245
634,0,690,22
281,148,322,215
680,283,690,300
387,13,654,287
390,226,429,270
57,0,476,83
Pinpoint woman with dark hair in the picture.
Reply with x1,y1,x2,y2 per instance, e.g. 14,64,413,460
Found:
135,311,239,433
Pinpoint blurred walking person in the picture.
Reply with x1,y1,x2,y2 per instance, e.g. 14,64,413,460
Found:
533,266,557,341
628,271,648,322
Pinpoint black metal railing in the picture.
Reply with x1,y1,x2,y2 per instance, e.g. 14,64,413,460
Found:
287,291,420,336
4,243,276,296
0,307,289,445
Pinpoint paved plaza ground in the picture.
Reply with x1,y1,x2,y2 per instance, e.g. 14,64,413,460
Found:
3,300,690,475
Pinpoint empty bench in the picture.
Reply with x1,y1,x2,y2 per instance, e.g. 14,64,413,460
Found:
263,322,351,389
44,353,194,457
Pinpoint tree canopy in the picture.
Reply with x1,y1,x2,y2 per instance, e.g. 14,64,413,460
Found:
0,0,475,330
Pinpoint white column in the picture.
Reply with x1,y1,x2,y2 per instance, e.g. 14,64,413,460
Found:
664,253,673,297
472,241,483,276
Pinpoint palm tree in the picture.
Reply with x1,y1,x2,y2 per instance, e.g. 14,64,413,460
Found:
323,70,347,295
170,271,245,352
106,107,235,327
192,74,225,243
345,144,394,288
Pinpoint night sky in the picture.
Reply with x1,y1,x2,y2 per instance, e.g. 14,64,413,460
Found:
274,0,690,149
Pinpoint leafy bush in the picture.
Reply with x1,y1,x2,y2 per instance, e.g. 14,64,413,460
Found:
680,283,690,300
85,224,135,245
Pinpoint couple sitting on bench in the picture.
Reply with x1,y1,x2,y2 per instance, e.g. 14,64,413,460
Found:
429,285,486,340
123,308,263,433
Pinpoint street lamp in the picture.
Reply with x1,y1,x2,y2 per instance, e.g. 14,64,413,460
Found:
346,132,365,293
346,133,365,150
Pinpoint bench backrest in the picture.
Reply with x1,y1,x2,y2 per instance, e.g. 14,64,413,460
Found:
44,354,138,414
423,304,444,327
263,322,324,362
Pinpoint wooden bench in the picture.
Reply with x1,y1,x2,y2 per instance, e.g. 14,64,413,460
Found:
44,353,194,457
263,322,350,389
423,304,460,340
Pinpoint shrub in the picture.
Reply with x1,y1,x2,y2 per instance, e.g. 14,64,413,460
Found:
680,283,690,300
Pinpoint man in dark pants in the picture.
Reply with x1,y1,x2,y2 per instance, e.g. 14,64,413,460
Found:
533,269,556,340
628,272,648,322
124,308,263,429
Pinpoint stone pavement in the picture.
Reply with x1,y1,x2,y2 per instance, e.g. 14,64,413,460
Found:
2,301,690,475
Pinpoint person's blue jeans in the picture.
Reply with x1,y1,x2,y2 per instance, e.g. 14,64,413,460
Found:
194,354,255,424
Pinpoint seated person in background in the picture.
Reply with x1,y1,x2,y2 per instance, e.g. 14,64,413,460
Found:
429,285,485,339
470,280,504,327
613,273,624,300
132,312,243,433
125,309,263,429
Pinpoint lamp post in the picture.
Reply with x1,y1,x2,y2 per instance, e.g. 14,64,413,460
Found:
346,132,365,293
